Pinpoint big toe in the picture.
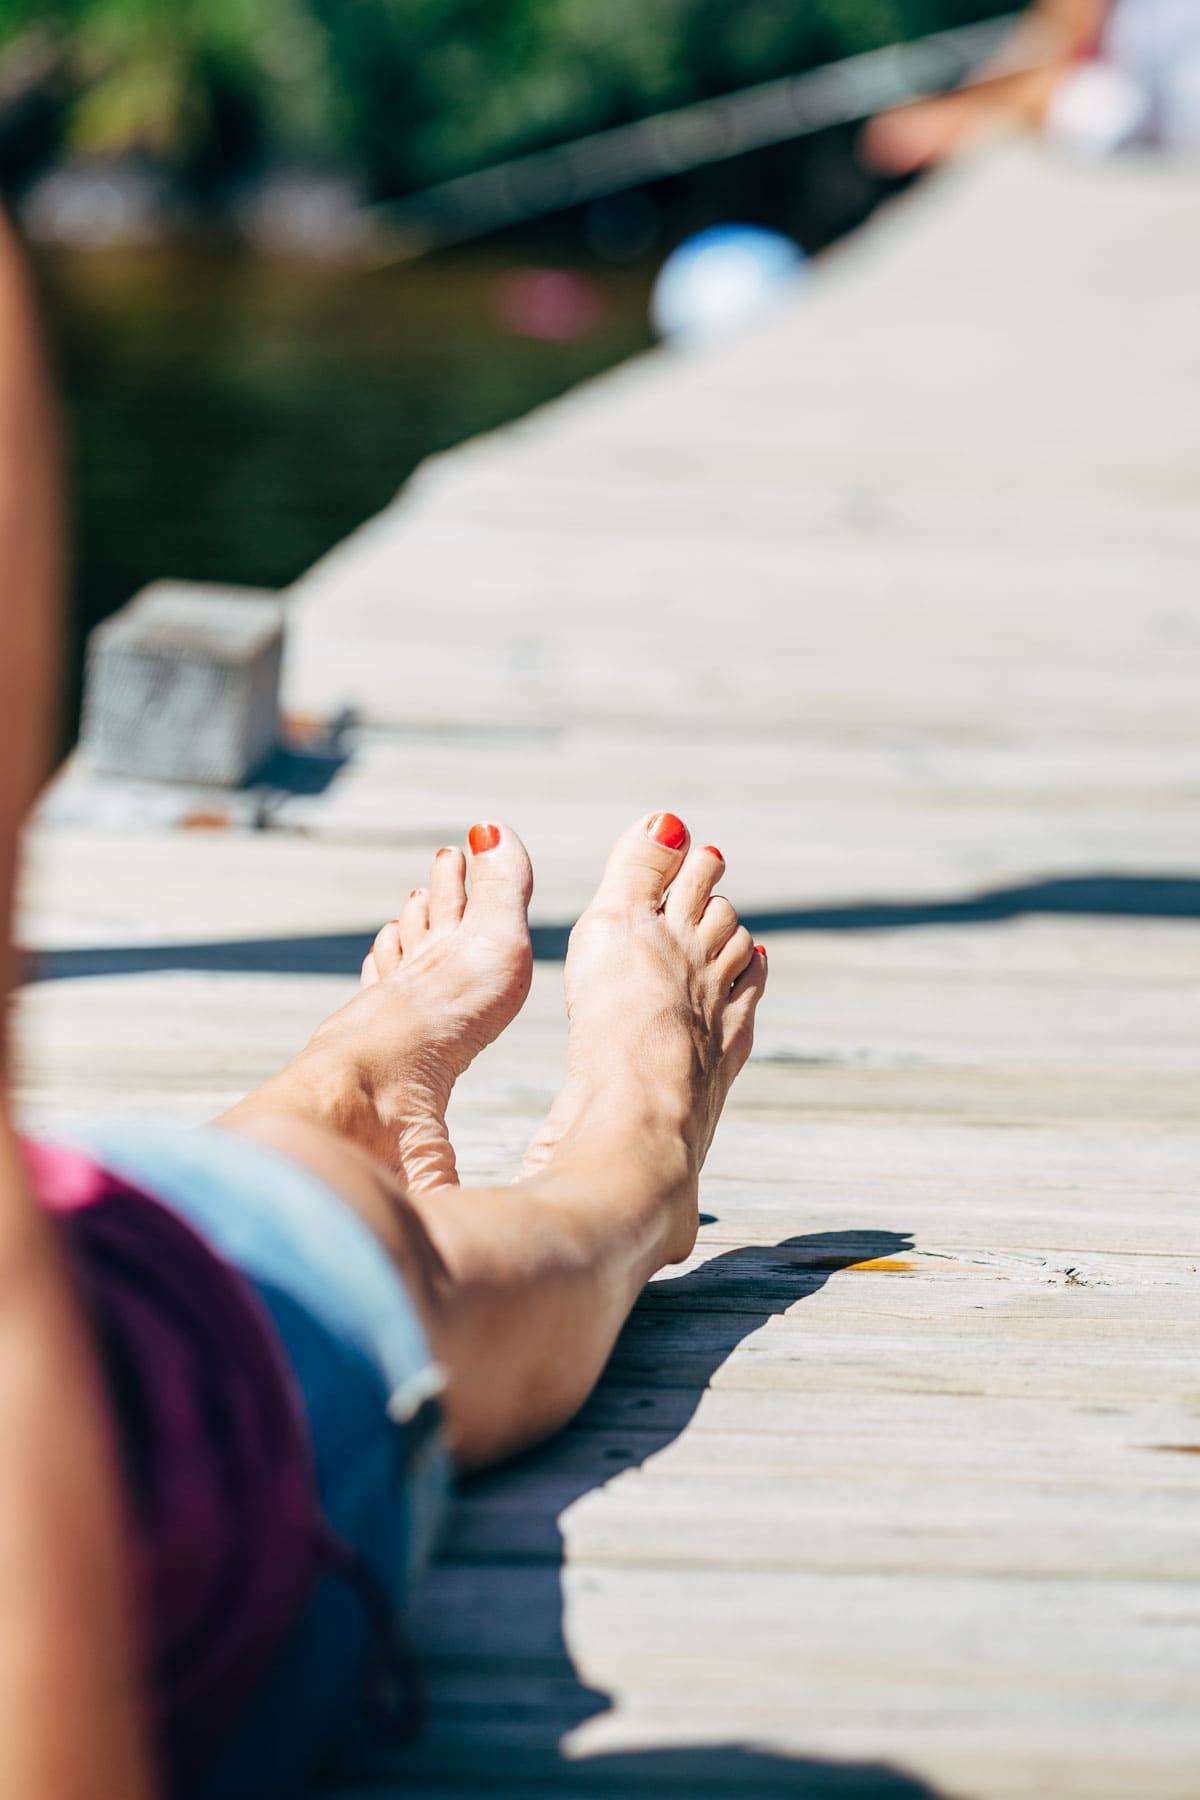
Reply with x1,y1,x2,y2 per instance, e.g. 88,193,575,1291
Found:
464,821,534,923
596,811,691,909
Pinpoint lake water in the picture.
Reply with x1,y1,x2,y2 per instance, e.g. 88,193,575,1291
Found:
39,242,655,725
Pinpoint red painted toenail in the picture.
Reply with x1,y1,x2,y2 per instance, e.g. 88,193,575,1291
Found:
647,812,687,850
754,943,767,956
469,823,501,854
704,845,723,861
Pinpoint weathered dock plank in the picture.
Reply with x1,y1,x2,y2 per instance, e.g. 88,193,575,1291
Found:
16,144,1200,1796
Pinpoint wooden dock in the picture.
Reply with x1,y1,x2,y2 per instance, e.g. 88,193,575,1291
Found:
16,145,1200,1797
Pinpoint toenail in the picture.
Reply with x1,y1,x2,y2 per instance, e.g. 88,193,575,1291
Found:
436,847,454,859
647,812,687,850
409,889,419,898
704,844,723,861
469,823,501,854
754,943,767,957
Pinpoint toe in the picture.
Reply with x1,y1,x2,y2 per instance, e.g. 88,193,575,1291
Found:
430,845,467,933
699,894,740,956
464,821,534,922
371,918,403,977
716,922,756,986
361,949,380,988
398,889,430,957
723,939,767,1058
665,842,725,926
596,811,691,909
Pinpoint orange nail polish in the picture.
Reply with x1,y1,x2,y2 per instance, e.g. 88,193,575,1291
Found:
409,889,419,898
469,823,501,854
436,846,454,859
648,812,687,850
704,845,723,861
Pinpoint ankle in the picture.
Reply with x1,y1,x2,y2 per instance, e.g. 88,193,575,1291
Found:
537,1079,699,1263
566,1066,700,1177
225,1047,384,1162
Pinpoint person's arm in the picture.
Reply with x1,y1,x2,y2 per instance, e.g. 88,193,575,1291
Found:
0,210,157,1800
862,0,1109,174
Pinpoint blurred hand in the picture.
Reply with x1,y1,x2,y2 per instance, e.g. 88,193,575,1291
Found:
861,0,1110,174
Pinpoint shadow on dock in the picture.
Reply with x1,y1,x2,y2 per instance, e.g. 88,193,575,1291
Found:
340,1228,945,1797
25,871,1200,984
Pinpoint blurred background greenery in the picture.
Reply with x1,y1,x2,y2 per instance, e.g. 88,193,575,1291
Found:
4,1,1002,196
1,0,1005,730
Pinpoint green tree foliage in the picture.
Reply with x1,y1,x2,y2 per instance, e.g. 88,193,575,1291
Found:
2,0,1006,197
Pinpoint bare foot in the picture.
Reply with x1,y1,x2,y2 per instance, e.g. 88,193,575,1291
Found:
222,822,532,1195
521,811,767,1261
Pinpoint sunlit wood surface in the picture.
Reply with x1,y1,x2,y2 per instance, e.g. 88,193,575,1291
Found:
17,145,1200,1797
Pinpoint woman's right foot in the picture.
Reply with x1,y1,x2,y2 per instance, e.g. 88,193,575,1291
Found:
521,811,767,1261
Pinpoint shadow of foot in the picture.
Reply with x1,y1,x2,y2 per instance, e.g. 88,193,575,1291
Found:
347,1228,943,1797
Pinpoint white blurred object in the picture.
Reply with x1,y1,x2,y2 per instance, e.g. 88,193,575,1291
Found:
20,158,177,245
1046,61,1150,154
651,225,807,345
1050,0,1200,155
232,170,369,257
1161,55,1200,151
1109,0,1200,149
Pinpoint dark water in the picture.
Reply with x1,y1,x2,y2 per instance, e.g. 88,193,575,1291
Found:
38,242,655,725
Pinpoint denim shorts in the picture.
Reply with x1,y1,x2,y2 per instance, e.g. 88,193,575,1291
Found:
65,1120,451,1798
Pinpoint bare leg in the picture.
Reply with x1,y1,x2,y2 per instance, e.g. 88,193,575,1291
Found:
222,811,767,1471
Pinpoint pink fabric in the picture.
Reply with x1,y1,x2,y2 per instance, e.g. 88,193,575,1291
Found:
22,1140,320,1784
24,1137,115,1212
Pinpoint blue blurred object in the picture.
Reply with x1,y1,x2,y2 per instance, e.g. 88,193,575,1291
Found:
651,224,807,344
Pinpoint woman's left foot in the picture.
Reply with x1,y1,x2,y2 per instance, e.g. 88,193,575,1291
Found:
223,824,533,1195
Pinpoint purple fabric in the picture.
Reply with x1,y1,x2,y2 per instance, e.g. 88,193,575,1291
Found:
22,1139,320,1784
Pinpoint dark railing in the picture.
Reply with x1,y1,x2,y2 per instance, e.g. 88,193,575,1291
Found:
371,16,1022,262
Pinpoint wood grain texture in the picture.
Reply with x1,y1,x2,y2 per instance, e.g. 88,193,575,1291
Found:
17,145,1200,1795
